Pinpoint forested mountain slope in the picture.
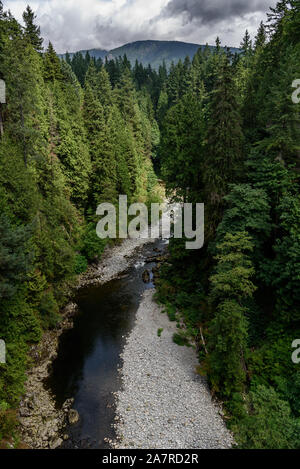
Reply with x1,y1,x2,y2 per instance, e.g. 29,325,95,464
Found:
63,39,241,70
0,3,160,447
154,0,300,449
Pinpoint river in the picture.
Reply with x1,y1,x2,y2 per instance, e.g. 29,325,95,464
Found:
46,239,166,449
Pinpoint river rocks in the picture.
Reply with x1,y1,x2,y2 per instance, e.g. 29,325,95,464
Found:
142,269,151,283
113,290,234,449
63,302,78,315
62,398,74,412
76,210,169,290
145,256,159,263
18,304,78,449
50,437,63,449
68,409,79,425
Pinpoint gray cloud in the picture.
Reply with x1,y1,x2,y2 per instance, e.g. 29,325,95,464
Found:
161,0,274,25
5,0,278,53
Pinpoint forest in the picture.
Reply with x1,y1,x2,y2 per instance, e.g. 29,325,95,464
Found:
0,0,300,450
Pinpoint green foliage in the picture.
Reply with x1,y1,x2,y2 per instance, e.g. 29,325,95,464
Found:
161,91,204,201
1,0,300,450
43,41,63,81
157,3,300,449
204,56,244,215
39,290,60,329
172,332,190,347
0,213,33,300
215,185,272,250
0,4,160,446
79,222,108,262
234,386,300,449
74,255,88,274
208,299,248,396
0,340,29,405
0,402,17,443
209,232,256,303
23,5,43,52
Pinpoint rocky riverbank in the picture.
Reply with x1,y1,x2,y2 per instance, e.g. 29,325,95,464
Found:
18,232,166,448
18,303,79,449
113,289,234,449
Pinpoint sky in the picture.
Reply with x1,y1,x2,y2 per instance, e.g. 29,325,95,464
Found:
4,0,278,53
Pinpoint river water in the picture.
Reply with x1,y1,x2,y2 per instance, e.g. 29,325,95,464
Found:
46,239,166,449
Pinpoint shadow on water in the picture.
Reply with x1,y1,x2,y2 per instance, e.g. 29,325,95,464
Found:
46,240,166,449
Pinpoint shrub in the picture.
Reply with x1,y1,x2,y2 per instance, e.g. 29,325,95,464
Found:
235,385,300,449
74,254,88,274
0,402,17,443
80,222,108,262
39,290,60,329
173,332,191,347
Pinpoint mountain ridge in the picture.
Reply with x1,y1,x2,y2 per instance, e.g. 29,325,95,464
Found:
62,39,241,69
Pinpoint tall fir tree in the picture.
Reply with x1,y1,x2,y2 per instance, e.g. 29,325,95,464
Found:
22,5,43,52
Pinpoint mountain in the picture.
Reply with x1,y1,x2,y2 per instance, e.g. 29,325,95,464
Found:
63,40,241,69
108,40,204,69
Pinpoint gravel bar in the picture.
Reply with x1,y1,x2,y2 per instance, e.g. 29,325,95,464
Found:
114,289,234,449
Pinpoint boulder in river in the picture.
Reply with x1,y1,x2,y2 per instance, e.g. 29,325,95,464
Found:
50,437,63,449
142,270,151,283
68,409,79,425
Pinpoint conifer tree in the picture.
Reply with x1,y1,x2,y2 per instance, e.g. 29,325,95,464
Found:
156,87,168,126
1,36,46,166
109,105,133,197
97,66,113,116
84,61,99,92
240,29,253,55
23,5,43,52
167,61,180,105
161,91,204,202
84,84,117,205
254,21,267,50
208,232,256,397
44,42,63,81
204,56,243,223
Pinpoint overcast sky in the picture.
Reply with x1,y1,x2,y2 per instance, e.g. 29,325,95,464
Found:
5,0,278,53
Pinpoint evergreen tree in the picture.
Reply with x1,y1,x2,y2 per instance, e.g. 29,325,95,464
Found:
0,214,32,299
208,232,256,397
240,29,253,55
204,56,243,227
23,5,43,52
156,87,168,126
84,85,117,205
161,91,205,202
1,36,46,166
43,42,63,81
97,66,113,116
254,21,267,50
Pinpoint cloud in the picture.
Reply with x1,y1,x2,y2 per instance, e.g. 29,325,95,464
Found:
5,0,277,53
160,0,274,24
